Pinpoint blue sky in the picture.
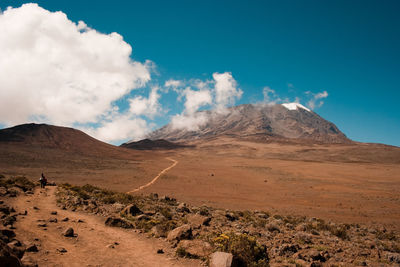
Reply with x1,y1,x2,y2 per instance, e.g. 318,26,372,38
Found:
1,0,399,146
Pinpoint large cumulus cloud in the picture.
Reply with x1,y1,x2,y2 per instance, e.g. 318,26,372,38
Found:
0,3,153,142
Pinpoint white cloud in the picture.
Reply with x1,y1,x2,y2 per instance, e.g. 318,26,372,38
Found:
307,90,328,110
165,79,183,89
182,88,212,115
169,72,241,130
129,86,161,118
81,115,150,143
0,3,151,129
213,72,242,110
170,113,208,131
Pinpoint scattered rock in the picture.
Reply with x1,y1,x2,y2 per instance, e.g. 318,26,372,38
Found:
63,227,75,237
50,211,57,215
2,215,17,226
37,223,47,227
49,218,57,223
0,187,7,196
167,224,192,242
177,203,190,213
0,204,11,215
151,225,168,238
177,240,213,258
386,252,400,264
105,217,134,229
225,212,238,221
157,248,164,254
20,254,38,267
187,214,211,229
106,244,115,249
121,204,142,217
33,207,39,210
25,243,38,252
210,251,233,267
61,217,69,222
266,222,280,233
57,247,67,253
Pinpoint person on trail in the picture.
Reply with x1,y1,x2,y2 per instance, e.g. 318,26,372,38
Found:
39,173,47,188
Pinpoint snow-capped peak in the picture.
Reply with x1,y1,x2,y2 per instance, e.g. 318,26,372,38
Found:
281,103,311,112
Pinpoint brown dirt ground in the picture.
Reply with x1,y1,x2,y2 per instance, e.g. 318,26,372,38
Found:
2,136,400,231
10,186,202,267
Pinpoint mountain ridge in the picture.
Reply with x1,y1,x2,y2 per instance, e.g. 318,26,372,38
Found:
148,103,350,143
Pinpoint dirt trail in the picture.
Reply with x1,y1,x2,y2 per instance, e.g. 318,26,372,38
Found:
11,186,201,267
127,158,178,194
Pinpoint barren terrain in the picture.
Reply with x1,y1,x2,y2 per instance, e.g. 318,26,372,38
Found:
1,135,399,232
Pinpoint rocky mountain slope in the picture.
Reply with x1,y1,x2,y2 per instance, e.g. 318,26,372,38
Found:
149,103,350,143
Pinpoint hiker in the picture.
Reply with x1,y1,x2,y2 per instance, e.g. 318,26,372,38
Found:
39,173,47,188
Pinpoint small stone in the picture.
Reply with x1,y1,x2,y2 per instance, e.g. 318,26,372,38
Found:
61,217,69,222
57,247,67,253
106,244,115,249
26,243,39,252
63,227,75,237
77,219,84,223
37,223,47,227
157,249,164,254
49,218,58,223
33,206,39,210
50,211,57,215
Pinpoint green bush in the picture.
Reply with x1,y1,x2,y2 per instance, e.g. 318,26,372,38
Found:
213,232,269,267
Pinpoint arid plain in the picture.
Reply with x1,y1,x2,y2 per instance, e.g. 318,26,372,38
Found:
2,134,399,231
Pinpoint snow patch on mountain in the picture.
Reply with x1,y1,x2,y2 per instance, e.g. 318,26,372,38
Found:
282,103,311,112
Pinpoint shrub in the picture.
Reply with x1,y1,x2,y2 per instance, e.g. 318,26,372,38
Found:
213,232,269,266
0,176,36,191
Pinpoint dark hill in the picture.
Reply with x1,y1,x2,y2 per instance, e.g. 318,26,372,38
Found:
120,139,187,150
0,123,135,158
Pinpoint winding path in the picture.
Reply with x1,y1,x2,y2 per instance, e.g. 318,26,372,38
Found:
127,157,178,194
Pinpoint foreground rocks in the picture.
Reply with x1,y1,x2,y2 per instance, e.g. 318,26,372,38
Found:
56,182,400,266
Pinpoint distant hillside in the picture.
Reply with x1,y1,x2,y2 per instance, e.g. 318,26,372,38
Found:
121,138,187,150
0,123,133,157
148,103,351,143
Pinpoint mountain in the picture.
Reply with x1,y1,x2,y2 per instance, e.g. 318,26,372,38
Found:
120,139,187,150
0,123,132,157
148,103,350,143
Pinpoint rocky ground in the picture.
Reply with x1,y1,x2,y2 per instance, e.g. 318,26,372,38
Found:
53,182,400,266
1,174,400,266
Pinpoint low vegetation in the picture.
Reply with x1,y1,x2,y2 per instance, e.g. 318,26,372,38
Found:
0,175,36,192
55,183,400,266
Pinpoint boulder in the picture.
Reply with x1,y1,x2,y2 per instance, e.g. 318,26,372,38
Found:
0,205,11,215
0,240,22,266
151,225,168,238
121,204,142,217
167,224,192,242
187,214,211,229
386,252,400,264
105,217,134,229
25,243,38,252
20,255,38,267
177,240,213,258
2,215,16,226
177,203,190,213
63,227,75,237
210,252,233,267
0,187,7,196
